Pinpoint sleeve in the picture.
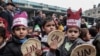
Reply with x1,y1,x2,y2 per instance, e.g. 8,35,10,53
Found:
42,49,60,56
2,45,14,56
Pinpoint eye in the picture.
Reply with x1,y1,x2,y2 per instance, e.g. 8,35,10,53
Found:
22,28,26,30
15,28,20,31
46,25,51,27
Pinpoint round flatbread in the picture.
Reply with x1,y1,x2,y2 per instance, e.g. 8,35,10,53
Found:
47,30,64,48
71,44,96,56
21,38,41,56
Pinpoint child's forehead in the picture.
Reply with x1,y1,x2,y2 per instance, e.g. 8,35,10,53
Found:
14,25,27,28
68,27,80,30
46,20,55,24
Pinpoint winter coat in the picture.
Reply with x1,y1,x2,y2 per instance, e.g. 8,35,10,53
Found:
2,35,30,56
59,37,84,56
0,42,6,56
93,33,100,56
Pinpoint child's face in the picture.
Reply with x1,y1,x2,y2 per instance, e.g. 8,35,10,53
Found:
85,31,91,41
67,27,80,40
13,26,28,39
43,20,56,34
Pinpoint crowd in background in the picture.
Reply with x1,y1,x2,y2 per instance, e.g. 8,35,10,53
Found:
0,0,100,56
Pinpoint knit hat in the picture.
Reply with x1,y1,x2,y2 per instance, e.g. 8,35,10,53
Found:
5,3,15,7
12,11,28,28
67,8,82,27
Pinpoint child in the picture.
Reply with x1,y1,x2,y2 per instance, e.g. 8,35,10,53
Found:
0,27,7,55
58,8,84,56
41,17,60,56
80,28,93,44
2,11,31,56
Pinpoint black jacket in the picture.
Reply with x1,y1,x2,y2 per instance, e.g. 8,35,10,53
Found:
93,33,100,56
2,35,30,56
0,46,6,56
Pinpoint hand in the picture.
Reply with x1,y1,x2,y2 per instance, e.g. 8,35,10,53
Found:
49,39,58,51
23,46,33,56
23,45,42,56
35,49,42,56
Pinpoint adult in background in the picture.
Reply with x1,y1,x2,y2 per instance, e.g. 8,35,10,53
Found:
34,10,43,30
93,22,100,56
81,18,88,28
0,3,15,32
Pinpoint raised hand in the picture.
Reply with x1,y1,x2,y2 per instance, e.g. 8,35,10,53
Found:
23,46,33,56
49,39,58,51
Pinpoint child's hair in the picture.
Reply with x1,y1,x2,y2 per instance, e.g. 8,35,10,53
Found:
96,22,100,31
0,27,6,39
12,26,27,32
12,26,17,32
89,26,97,37
80,28,89,39
42,17,56,28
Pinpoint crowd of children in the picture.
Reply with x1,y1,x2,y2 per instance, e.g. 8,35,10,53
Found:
0,1,100,56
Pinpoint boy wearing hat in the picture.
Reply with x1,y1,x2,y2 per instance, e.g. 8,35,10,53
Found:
59,8,84,56
2,11,31,56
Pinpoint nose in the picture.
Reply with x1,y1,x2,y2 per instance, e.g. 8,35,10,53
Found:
71,32,75,36
20,29,23,34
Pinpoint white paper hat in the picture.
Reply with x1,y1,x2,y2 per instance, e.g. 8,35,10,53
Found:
12,11,28,28
67,8,82,27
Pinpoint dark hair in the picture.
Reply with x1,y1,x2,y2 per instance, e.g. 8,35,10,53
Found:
0,27,6,39
96,22,100,31
89,26,97,37
36,10,42,16
42,17,56,28
80,28,89,39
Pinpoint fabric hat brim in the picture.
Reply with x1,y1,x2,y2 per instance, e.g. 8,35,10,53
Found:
21,38,41,56
6,3,15,7
47,30,64,48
